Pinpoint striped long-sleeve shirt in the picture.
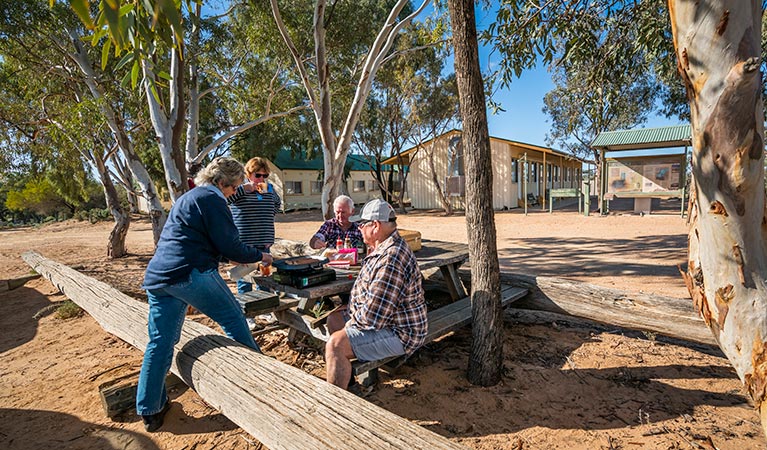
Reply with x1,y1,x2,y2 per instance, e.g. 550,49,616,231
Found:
348,230,427,355
227,183,281,248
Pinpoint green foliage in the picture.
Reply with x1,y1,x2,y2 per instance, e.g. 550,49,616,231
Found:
73,207,112,223
484,1,685,122
5,177,66,214
55,300,83,320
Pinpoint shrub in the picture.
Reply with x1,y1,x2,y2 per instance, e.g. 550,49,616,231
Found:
55,300,83,320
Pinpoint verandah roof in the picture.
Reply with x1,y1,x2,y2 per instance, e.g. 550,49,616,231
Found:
591,124,691,151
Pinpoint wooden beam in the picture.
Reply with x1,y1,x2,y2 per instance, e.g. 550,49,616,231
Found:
352,285,528,375
23,252,466,450
0,274,41,292
457,268,716,347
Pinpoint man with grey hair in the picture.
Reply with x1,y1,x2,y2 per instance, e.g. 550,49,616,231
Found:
309,195,363,249
324,199,427,390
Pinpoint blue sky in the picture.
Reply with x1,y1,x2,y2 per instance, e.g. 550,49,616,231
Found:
200,1,685,154
467,4,684,149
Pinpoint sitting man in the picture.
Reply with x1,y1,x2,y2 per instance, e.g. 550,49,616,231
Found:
324,199,427,389
309,195,363,249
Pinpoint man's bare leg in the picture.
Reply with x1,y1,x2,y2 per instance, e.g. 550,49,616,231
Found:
325,329,355,389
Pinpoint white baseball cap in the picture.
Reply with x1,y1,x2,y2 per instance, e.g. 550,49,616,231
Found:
350,199,397,223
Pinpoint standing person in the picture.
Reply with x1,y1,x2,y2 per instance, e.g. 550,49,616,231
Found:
309,195,363,249
227,157,282,294
324,199,427,390
137,157,273,432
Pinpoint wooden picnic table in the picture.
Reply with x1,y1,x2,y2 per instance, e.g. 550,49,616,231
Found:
244,239,470,317
239,239,528,384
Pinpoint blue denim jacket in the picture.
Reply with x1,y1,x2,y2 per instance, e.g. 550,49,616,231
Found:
143,185,264,289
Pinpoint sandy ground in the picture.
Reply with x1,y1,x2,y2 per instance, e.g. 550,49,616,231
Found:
1,203,764,450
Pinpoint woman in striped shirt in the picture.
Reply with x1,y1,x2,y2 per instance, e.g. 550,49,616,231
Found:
227,157,282,293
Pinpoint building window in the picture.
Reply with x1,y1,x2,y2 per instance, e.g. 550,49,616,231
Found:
352,180,365,192
531,163,538,182
368,180,377,191
511,159,519,183
285,181,303,195
554,166,560,182
448,136,464,176
565,167,570,182
547,163,552,182
311,180,322,194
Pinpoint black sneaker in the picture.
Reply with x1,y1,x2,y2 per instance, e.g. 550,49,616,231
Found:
141,401,170,432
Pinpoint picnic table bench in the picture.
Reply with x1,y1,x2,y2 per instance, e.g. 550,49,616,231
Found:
239,240,528,384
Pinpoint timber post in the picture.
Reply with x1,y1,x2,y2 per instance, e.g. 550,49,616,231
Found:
22,251,466,450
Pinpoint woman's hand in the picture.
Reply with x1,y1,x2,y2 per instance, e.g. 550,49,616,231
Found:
260,253,273,266
243,182,257,193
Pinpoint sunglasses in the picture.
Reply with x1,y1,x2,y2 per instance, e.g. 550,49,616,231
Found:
252,173,269,179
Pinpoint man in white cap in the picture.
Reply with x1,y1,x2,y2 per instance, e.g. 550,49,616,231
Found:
324,199,427,390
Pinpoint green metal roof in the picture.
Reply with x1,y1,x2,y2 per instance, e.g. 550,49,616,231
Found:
591,124,691,151
271,150,387,171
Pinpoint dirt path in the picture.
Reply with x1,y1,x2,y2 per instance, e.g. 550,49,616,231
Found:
1,209,762,449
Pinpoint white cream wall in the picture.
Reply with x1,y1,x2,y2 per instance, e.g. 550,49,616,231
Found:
409,136,453,210
397,134,583,210
491,140,515,209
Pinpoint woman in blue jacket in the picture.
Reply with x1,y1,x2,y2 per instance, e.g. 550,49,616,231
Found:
136,157,273,432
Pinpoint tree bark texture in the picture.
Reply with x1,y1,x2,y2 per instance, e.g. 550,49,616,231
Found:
94,155,130,258
447,0,504,386
669,0,767,432
22,252,466,450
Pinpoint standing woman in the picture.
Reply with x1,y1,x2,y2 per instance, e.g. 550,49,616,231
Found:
136,157,273,432
227,157,282,294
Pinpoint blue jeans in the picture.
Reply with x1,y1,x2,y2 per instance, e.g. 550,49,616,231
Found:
136,268,259,416
237,247,269,294
237,279,253,294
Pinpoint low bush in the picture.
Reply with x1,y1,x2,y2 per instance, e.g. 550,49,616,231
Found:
55,300,83,320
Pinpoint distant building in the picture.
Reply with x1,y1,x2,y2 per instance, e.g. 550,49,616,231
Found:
267,150,391,210
383,129,582,210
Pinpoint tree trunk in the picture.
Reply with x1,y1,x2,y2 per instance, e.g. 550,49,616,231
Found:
95,157,130,258
447,0,503,386
65,28,166,243
22,252,466,450
669,0,767,433
142,48,187,204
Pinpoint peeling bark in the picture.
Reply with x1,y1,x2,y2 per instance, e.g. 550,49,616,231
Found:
669,0,767,434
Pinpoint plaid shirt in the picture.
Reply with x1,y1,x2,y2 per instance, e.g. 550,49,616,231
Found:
348,230,427,355
313,219,363,248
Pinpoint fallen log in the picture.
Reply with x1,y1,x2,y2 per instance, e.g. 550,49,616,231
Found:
0,273,41,292
456,268,716,347
23,251,465,450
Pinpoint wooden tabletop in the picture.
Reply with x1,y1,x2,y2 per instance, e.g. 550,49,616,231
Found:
246,240,468,300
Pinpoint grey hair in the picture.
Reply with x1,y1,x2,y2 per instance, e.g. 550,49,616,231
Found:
194,157,245,188
333,195,355,211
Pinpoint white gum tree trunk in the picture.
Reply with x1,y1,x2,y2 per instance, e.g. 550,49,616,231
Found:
270,0,429,218
669,0,767,433
143,44,187,203
64,29,167,243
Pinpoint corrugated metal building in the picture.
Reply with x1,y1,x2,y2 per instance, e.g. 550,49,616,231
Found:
386,129,582,210
267,150,387,210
